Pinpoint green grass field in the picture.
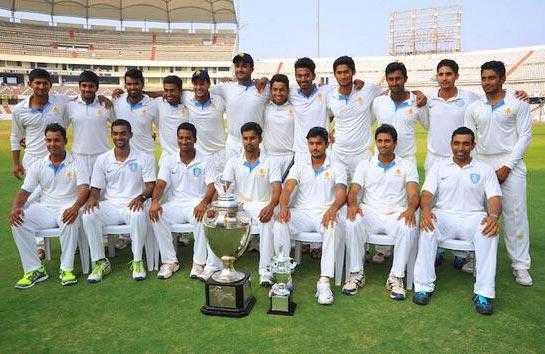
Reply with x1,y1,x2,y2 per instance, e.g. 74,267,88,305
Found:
0,121,543,353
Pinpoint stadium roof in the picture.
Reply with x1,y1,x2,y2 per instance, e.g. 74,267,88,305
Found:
0,0,237,24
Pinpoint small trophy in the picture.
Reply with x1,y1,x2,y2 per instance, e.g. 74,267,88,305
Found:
267,251,297,316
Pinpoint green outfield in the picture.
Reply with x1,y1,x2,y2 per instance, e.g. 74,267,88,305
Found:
0,121,543,353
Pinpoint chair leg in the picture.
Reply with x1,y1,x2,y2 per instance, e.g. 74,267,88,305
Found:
294,241,302,265
78,231,91,274
108,235,116,258
44,238,52,261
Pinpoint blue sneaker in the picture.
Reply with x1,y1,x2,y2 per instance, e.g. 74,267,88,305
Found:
435,250,445,266
413,291,432,305
453,256,467,270
473,294,493,315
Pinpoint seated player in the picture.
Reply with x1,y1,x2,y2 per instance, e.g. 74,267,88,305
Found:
273,127,347,305
9,123,89,288
82,119,156,282
344,124,419,300
413,127,502,315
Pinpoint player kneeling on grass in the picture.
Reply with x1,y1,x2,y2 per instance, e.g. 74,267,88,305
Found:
413,127,502,315
82,119,156,282
149,122,222,280
10,123,89,288
344,124,419,300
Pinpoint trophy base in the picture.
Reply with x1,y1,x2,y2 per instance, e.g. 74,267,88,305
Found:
267,293,297,316
201,272,256,318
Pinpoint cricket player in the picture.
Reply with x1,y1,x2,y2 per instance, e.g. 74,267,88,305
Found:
413,127,502,315
82,119,156,282
464,60,533,286
273,127,347,305
9,123,89,288
343,124,419,300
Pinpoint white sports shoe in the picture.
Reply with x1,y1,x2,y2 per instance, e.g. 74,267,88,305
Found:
315,281,334,305
386,275,406,300
190,264,204,279
461,259,474,274
342,272,366,296
513,269,533,286
197,268,217,282
157,263,180,279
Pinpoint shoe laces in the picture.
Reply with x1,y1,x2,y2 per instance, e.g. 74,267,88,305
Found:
474,294,489,305
129,260,144,272
415,291,428,297
92,261,107,275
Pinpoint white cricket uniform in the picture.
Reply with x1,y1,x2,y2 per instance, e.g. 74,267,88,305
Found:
211,82,269,159
67,96,115,176
414,158,502,298
151,151,222,269
273,156,347,278
328,84,383,176
289,86,331,164
371,92,429,169
82,148,156,262
113,93,159,158
221,152,282,276
155,97,189,162
263,101,295,177
345,156,419,277
12,153,88,273
425,88,480,174
182,92,227,173
464,92,532,270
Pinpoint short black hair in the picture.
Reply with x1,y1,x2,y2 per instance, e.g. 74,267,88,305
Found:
306,126,328,143
111,119,132,133
451,126,475,143
124,68,145,85
375,124,397,142
270,74,289,89
177,122,197,139
481,60,506,78
385,62,407,79
163,75,183,90
78,70,99,88
29,68,52,84
333,56,355,73
294,57,316,75
437,59,459,74
240,122,263,138
44,123,66,140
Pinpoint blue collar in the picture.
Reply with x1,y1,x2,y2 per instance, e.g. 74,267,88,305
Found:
48,161,66,174
487,99,505,111
338,94,349,104
394,101,410,111
313,166,325,176
238,81,255,91
298,86,318,98
194,99,212,109
126,96,144,110
377,160,396,172
243,159,260,172
30,101,51,113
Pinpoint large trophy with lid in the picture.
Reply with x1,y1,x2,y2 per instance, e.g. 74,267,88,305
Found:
200,177,256,317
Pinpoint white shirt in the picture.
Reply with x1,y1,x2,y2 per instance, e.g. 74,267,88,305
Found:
91,148,156,205
353,155,419,214
67,96,115,155
464,92,532,169
427,88,480,157
155,97,189,156
289,86,331,154
22,152,89,209
328,83,383,155
211,82,269,139
263,101,295,155
182,92,226,154
287,156,347,211
11,94,71,157
222,152,281,203
157,150,215,202
423,158,502,214
371,92,429,157
113,93,159,154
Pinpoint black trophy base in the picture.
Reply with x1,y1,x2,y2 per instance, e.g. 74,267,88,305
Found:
267,302,297,316
267,293,297,316
201,272,256,318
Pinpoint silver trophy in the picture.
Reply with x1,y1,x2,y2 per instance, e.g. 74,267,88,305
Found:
200,175,256,317
267,251,297,315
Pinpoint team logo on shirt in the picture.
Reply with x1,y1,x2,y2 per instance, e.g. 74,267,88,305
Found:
357,97,364,104
395,168,402,176
470,173,480,184
324,170,335,179
66,170,73,179
210,103,217,110
504,108,513,116
407,108,414,116
96,110,104,116
182,107,188,116
193,167,203,177
317,93,324,101
128,161,138,172
456,100,465,108
288,108,294,116
51,106,58,113
142,108,148,117
257,167,267,176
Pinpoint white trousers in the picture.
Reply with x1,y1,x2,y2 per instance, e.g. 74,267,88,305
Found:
12,203,80,273
82,201,148,262
73,152,102,182
478,154,530,270
330,148,371,178
414,210,498,298
273,208,341,278
22,153,45,246
345,206,417,277
268,153,294,178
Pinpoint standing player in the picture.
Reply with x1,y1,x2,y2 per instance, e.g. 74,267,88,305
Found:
464,61,533,286
149,122,222,280
413,127,502,315
273,127,347,305
9,123,89,288
82,119,156,282
262,74,295,177
182,70,226,172
343,124,419,300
